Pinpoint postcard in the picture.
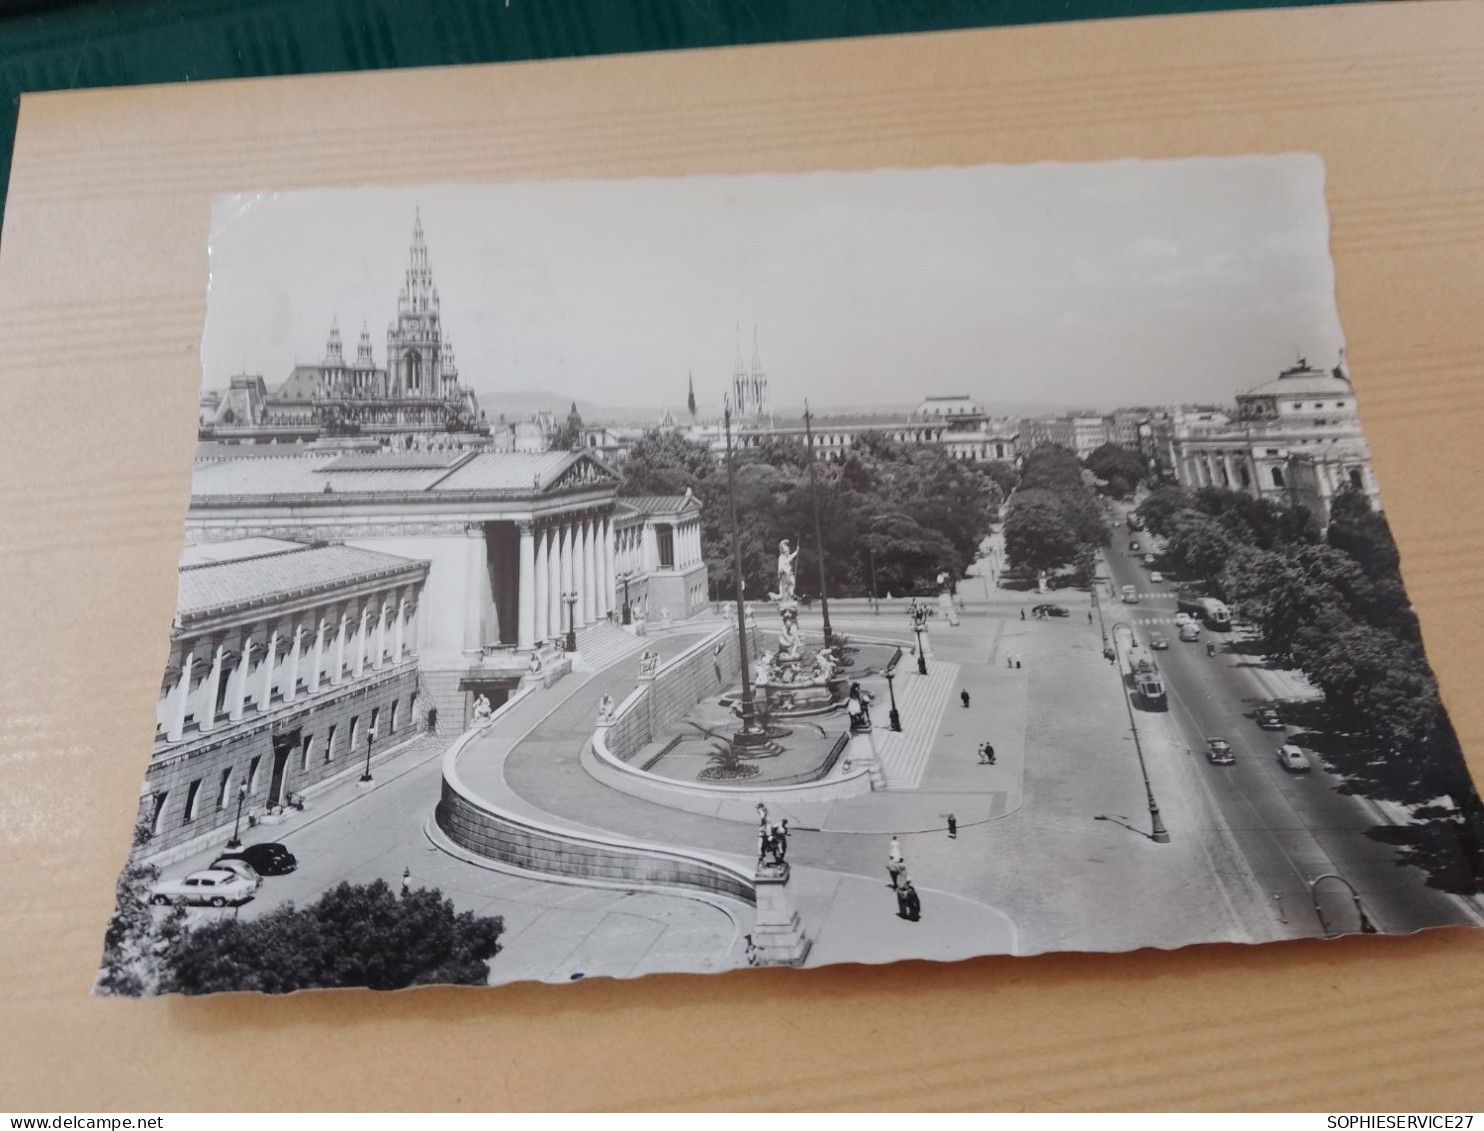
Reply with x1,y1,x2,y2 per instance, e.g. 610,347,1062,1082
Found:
96,156,1484,995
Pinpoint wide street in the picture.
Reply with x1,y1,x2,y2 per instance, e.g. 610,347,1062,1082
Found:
1101,526,1481,939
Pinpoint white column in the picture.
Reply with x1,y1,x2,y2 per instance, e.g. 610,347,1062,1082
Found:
559,520,574,633
230,637,253,721
603,515,616,618
404,600,419,658
168,650,194,741
593,515,608,620
517,520,536,651
375,601,388,669
643,523,659,573
393,597,407,661
534,526,550,642
464,524,486,657
333,615,348,686
284,625,302,703
309,617,325,694
258,630,278,708
583,515,598,625
547,523,562,640
198,644,225,734
354,607,369,677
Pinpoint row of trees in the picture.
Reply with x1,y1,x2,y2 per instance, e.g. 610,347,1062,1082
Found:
1136,482,1484,890
620,430,1004,598
1001,444,1110,581
98,826,505,995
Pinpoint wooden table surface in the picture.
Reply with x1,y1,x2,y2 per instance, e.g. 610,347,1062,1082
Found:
1,2,1482,1111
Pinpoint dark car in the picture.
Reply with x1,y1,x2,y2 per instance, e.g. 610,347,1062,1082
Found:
214,841,297,876
1031,604,1070,618
1255,707,1285,731
1205,737,1235,766
1149,632,1169,650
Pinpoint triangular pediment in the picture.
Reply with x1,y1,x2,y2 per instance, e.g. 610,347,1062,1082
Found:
544,451,622,493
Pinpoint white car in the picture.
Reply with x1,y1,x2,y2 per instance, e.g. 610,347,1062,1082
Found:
1149,571,1164,584
1174,612,1193,627
1275,744,1313,773
150,869,255,908
207,857,262,889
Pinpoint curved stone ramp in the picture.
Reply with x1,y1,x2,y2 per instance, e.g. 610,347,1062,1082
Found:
438,727,756,906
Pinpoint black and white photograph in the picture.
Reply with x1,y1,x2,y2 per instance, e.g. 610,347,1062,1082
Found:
96,155,1484,996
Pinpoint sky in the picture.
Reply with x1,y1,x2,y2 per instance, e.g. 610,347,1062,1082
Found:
201,155,1346,413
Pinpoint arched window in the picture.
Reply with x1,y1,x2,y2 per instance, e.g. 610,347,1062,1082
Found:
1271,467,1285,488
1349,468,1364,489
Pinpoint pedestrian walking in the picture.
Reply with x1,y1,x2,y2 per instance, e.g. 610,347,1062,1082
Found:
900,881,921,922
1088,611,1093,624
984,743,996,766
947,813,958,839
401,866,411,897
1020,608,1026,621
887,835,905,890
1014,655,1022,670
960,689,971,709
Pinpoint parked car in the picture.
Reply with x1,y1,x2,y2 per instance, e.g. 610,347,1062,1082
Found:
1178,622,1202,642
1149,632,1169,650
1255,707,1285,730
1143,554,1157,566
1149,571,1164,584
207,857,262,888
1205,737,1235,765
1275,743,1312,773
1031,603,1070,618
214,841,298,876
1173,612,1192,627
150,869,255,908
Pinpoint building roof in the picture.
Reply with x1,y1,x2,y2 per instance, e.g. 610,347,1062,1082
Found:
176,542,425,621
189,449,618,500
179,538,304,567
618,493,700,516
1241,364,1352,400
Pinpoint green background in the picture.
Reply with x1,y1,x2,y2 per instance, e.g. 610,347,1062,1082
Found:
0,0,1353,218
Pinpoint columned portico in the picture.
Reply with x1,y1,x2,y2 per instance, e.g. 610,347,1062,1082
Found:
463,524,486,658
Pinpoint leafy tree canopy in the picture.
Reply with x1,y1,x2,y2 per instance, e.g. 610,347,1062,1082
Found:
167,880,504,995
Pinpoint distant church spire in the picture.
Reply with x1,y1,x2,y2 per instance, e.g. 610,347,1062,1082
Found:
731,321,769,422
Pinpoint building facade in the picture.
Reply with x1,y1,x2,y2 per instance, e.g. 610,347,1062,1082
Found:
143,539,429,862
1164,357,1377,523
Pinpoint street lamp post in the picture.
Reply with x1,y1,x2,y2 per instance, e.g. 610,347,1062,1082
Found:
885,667,902,732
724,399,768,748
1309,873,1379,937
802,401,834,648
562,592,579,653
1110,622,1170,844
227,781,249,849
360,727,377,784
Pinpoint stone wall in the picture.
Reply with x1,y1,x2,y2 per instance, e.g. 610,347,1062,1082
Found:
436,756,754,905
604,623,760,763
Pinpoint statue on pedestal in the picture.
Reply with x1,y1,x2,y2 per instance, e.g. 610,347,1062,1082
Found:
472,694,493,722
638,649,659,677
770,540,800,603
596,693,616,723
